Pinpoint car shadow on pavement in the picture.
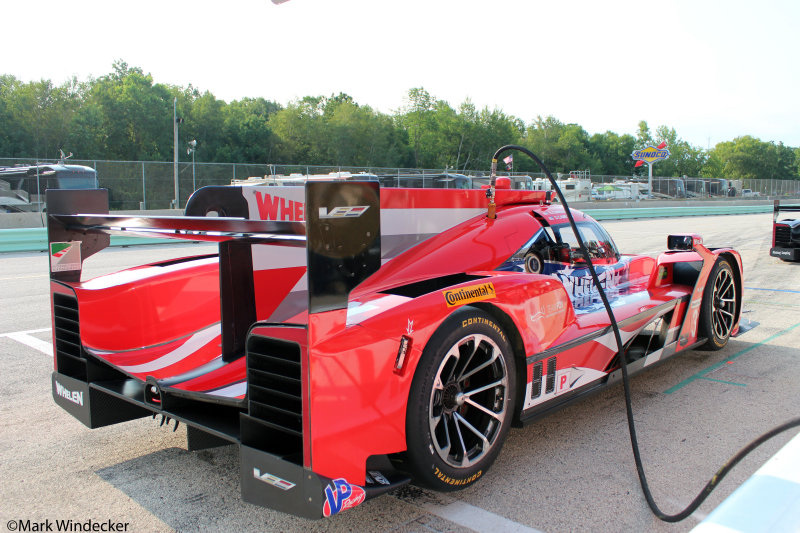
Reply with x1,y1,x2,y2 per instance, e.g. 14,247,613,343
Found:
95,444,434,532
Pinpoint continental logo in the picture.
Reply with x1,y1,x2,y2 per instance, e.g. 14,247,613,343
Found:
443,282,496,307
462,317,507,342
434,467,482,486
631,146,670,164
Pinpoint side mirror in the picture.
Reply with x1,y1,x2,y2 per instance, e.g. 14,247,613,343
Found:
667,234,702,251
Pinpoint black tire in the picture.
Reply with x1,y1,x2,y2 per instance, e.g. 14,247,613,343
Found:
698,257,738,350
524,251,544,274
405,307,516,491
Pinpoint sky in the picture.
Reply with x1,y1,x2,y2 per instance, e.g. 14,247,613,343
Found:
4,0,799,149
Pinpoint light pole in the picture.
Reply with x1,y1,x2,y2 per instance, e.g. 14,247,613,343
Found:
188,139,197,193
172,98,183,209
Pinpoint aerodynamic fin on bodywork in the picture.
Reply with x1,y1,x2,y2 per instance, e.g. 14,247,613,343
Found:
304,181,381,313
46,188,111,283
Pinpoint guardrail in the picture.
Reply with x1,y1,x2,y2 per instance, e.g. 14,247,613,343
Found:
0,204,774,253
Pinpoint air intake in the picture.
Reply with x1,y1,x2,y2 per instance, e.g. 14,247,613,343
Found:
52,293,86,380
545,357,557,394
244,335,304,464
775,225,791,246
530,361,543,399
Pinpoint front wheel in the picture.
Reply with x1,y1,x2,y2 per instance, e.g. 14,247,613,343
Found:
698,257,738,350
404,308,516,491
524,251,544,274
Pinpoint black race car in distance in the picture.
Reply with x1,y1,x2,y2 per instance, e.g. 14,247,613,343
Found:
770,200,800,262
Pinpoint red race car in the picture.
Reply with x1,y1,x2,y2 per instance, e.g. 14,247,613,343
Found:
46,179,742,519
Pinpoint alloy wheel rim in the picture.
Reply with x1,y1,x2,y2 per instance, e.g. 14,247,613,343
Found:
428,333,508,468
712,268,736,340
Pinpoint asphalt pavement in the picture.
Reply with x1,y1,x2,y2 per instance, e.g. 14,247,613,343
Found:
1,213,798,533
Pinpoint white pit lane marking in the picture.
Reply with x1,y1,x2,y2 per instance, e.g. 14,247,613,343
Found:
422,501,543,533
1,328,53,356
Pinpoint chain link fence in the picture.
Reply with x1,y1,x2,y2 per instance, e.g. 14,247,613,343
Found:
2,158,799,211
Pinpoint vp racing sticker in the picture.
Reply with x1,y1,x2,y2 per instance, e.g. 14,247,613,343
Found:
322,478,366,517
50,242,81,272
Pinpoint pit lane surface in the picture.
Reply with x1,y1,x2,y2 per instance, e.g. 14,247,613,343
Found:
1,212,798,533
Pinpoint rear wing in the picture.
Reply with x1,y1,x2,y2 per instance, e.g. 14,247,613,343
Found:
774,199,800,223
46,181,381,357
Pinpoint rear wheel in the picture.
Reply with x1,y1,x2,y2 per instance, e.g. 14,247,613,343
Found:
698,257,738,350
405,308,516,491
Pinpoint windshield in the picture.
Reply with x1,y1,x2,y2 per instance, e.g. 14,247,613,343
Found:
497,219,619,274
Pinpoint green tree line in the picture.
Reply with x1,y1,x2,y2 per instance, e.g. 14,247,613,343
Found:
2,61,798,181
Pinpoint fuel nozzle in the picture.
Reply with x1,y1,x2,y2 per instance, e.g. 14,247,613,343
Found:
487,158,498,219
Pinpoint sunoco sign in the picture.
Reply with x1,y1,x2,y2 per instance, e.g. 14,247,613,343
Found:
631,146,670,164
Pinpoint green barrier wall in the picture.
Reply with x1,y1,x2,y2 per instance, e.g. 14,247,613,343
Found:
583,204,772,220
0,204,774,253
0,229,178,253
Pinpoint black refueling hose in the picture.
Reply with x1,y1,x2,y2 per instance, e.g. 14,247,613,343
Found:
489,144,800,522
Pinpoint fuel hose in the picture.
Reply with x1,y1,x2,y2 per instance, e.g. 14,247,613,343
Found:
490,144,800,522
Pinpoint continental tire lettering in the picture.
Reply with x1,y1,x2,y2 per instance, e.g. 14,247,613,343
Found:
443,283,496,307
461,317,507,342
433,467,483,486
